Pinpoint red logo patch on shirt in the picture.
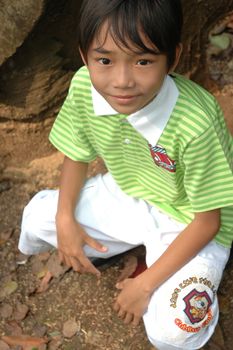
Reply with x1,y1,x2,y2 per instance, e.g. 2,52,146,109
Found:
149,144,176,172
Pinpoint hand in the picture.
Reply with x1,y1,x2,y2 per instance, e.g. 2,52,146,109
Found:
113,277,152,326
56,214,108,276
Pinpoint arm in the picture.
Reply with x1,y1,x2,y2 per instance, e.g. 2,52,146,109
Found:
114,209,220,325
56,156,107,276
139,209,220,291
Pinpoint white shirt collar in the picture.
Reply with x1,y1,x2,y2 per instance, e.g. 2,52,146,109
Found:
91,75,179,146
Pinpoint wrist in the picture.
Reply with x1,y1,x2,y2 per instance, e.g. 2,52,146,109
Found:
135,270,157,295
56,209,75,224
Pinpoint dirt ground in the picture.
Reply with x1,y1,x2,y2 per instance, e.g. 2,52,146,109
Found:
1,56,233,349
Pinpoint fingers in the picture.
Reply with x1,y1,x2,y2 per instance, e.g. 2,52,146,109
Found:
58,249,100,276
114,302,139,326
78,252,101,276
84,235,108,253
124,313,134,325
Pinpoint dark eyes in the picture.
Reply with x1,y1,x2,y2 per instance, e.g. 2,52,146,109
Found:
98,58,111,65
98,58,152,65
137,59,152,65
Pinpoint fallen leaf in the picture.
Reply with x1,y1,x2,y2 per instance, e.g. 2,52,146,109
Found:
36,271,53,293
48,331,62,338
0,280,18,300
0,340,10,350
46,251,69,278
62,319,80,338
5,320,23,336
117,255,138,282
37,268,49,279
13,303,29,321
31,257,45,275
2,335,48,348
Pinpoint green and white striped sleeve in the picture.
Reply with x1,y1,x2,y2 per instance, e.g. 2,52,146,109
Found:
49,74,97,163
183,117,233,213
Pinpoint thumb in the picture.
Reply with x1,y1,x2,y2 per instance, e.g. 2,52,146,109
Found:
85,235,108,253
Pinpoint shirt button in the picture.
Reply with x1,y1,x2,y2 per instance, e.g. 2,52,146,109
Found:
124,138,131,144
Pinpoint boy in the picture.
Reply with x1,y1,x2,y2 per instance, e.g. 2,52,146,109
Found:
19,0,233,349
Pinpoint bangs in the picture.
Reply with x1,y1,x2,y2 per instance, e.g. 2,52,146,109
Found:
95,3,163,55
79,0,183,67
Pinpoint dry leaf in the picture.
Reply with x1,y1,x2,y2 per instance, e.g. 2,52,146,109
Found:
2,335,48,348
46,251,69,278
36,271,53,293
0,280,18,300
5,320,23,336
13,303,29,321
0,340,10,350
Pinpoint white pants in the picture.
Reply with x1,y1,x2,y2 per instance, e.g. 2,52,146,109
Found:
19,173,230,350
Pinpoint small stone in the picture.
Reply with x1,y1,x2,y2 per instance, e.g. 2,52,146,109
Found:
0,303,13,318
62,319,80,338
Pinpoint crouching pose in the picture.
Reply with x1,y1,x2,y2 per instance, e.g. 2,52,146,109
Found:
19,1,233,349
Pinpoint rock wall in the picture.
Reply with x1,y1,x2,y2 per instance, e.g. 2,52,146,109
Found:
0,0,232,172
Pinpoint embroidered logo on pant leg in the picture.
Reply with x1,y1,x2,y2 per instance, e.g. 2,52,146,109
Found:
183,289,212,324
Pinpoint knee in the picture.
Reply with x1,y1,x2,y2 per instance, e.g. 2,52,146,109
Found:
145,309,217,350
19,190,57,254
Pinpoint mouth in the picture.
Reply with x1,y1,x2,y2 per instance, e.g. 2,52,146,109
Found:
110,95,138,105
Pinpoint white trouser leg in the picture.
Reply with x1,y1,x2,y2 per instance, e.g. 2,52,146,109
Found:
142,217,230,350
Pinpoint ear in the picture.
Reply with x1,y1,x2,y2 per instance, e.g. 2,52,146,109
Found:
168,43,183,73
79,47,88,66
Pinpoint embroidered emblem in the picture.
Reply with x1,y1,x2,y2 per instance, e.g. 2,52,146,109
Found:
183,289,212,324
149,144,176,172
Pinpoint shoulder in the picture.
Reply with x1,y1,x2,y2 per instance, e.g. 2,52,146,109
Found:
66,66,92,107
171,74,223,133
70,65,91,89
172,74,218,115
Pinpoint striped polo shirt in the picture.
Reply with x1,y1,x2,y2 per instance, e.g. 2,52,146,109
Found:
49,66,233,247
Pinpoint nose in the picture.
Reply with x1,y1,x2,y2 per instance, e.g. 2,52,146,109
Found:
113,64,135,89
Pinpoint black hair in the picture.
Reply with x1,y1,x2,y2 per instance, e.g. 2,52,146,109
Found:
78,0,183,68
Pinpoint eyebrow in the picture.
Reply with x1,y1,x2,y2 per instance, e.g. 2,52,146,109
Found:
92,47,161,56
93,47,112,54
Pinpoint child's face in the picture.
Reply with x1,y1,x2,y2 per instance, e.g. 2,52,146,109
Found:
81,23,180,115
